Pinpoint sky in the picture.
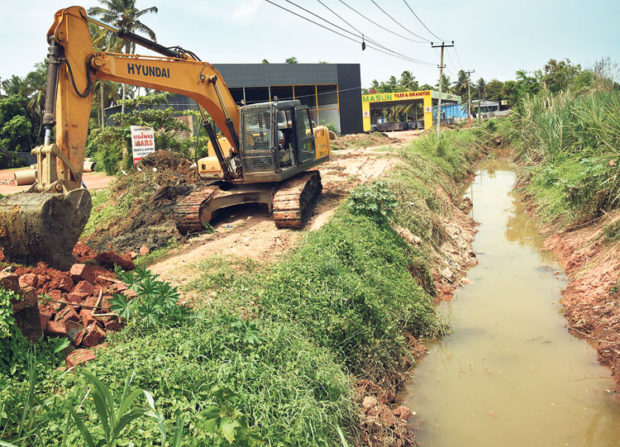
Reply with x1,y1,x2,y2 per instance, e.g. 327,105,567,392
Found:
1,0,618,89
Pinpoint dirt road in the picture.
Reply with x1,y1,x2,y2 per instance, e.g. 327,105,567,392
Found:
0,169,114,195
149,146,403,286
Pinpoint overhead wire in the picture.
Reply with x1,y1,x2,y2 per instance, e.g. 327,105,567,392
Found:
314,0,433,65
369,0,431,42
453,46,466,71
401,0,446,42
337,0,427,44
265,0,433,65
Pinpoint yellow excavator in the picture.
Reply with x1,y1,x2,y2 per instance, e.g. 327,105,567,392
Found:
0,6,330,269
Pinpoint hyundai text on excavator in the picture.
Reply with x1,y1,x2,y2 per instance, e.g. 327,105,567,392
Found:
0,6,330,269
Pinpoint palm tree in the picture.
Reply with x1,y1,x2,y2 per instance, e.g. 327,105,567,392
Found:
453,70,468,97
399,70,418,91
87,0,158,113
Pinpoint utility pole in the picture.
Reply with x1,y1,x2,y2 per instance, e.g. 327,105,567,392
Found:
431,41,454,139
465,69,475,125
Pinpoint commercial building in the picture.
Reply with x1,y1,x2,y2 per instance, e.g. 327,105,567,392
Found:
362,90,461,131
133,63,364,135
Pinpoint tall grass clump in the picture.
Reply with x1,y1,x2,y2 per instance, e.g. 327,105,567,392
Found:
509,88,619,223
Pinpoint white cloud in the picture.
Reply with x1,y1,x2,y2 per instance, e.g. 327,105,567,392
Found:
232,0,262,22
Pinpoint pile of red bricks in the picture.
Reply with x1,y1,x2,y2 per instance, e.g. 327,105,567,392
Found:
1,244,136,367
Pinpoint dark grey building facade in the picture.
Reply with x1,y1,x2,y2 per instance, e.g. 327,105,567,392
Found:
106,63,363,134
212,63,362,135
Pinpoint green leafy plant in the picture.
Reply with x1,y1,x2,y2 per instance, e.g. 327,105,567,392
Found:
110,266,188,327
348,181,398,221
192,387,263,446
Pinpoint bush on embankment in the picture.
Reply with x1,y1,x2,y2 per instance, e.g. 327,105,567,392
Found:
501,88,619,225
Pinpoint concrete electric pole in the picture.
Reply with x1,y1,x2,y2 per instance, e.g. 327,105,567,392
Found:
431,41,454,139
465,69,475,124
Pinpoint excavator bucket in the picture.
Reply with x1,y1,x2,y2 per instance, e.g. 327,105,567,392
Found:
0,189,91,270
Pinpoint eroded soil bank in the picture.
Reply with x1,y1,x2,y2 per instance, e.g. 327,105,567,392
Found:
539,209,619,391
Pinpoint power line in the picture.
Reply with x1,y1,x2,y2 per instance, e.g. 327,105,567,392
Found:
445,50,458,76
369,0,431,42
314,0,433,65
265,0,432,65
337,0,427,44
401,0,446,42
453,46,466,71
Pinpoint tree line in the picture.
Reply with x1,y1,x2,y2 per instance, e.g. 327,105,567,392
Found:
365,58,618,106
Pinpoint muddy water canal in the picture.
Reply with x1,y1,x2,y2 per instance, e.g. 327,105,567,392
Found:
404,160,619,446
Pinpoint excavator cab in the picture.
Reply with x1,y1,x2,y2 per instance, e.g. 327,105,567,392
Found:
198,100,329,183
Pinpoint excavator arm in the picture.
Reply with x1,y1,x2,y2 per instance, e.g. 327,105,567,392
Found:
46,5,241,192
0,6,242,268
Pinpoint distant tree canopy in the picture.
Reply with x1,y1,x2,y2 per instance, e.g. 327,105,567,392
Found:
366,58,618,107
285,57,298,64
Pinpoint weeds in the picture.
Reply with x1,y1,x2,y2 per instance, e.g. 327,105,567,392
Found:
110,266,189,328
506,88,620,224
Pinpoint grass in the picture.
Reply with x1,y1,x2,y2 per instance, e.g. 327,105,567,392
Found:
499,88,619,226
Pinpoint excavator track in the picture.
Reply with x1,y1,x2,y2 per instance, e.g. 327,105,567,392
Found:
174,186,219,234
273,170,322,229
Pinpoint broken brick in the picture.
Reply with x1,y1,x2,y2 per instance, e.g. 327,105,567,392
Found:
56,306,80,324
46,320,67,336
67,292,88,304
81,324,106,347
122,289,138,299
66,349,96,368
83,295,99,308
18,273,38,289
65,320,84,344
95,252,135,271
70,264,97,283
49,274,73,292
72,280,94,296
79,309,98,327
104,318,122,332
113,282,128,292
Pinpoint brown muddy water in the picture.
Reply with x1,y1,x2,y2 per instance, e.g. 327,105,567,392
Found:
404,160,619,446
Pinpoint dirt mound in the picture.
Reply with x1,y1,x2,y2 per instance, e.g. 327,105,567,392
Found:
139,149,196,175
331,132,399,150
83,150,201,254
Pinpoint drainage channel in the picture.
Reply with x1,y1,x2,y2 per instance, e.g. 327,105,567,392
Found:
403,160,619,446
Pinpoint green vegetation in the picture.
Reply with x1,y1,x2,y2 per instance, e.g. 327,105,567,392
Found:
499,87,619,225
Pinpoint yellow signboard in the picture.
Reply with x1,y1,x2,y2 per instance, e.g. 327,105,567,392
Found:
362,90,434,131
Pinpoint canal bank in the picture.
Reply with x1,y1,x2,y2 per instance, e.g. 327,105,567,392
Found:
405,159,619,446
